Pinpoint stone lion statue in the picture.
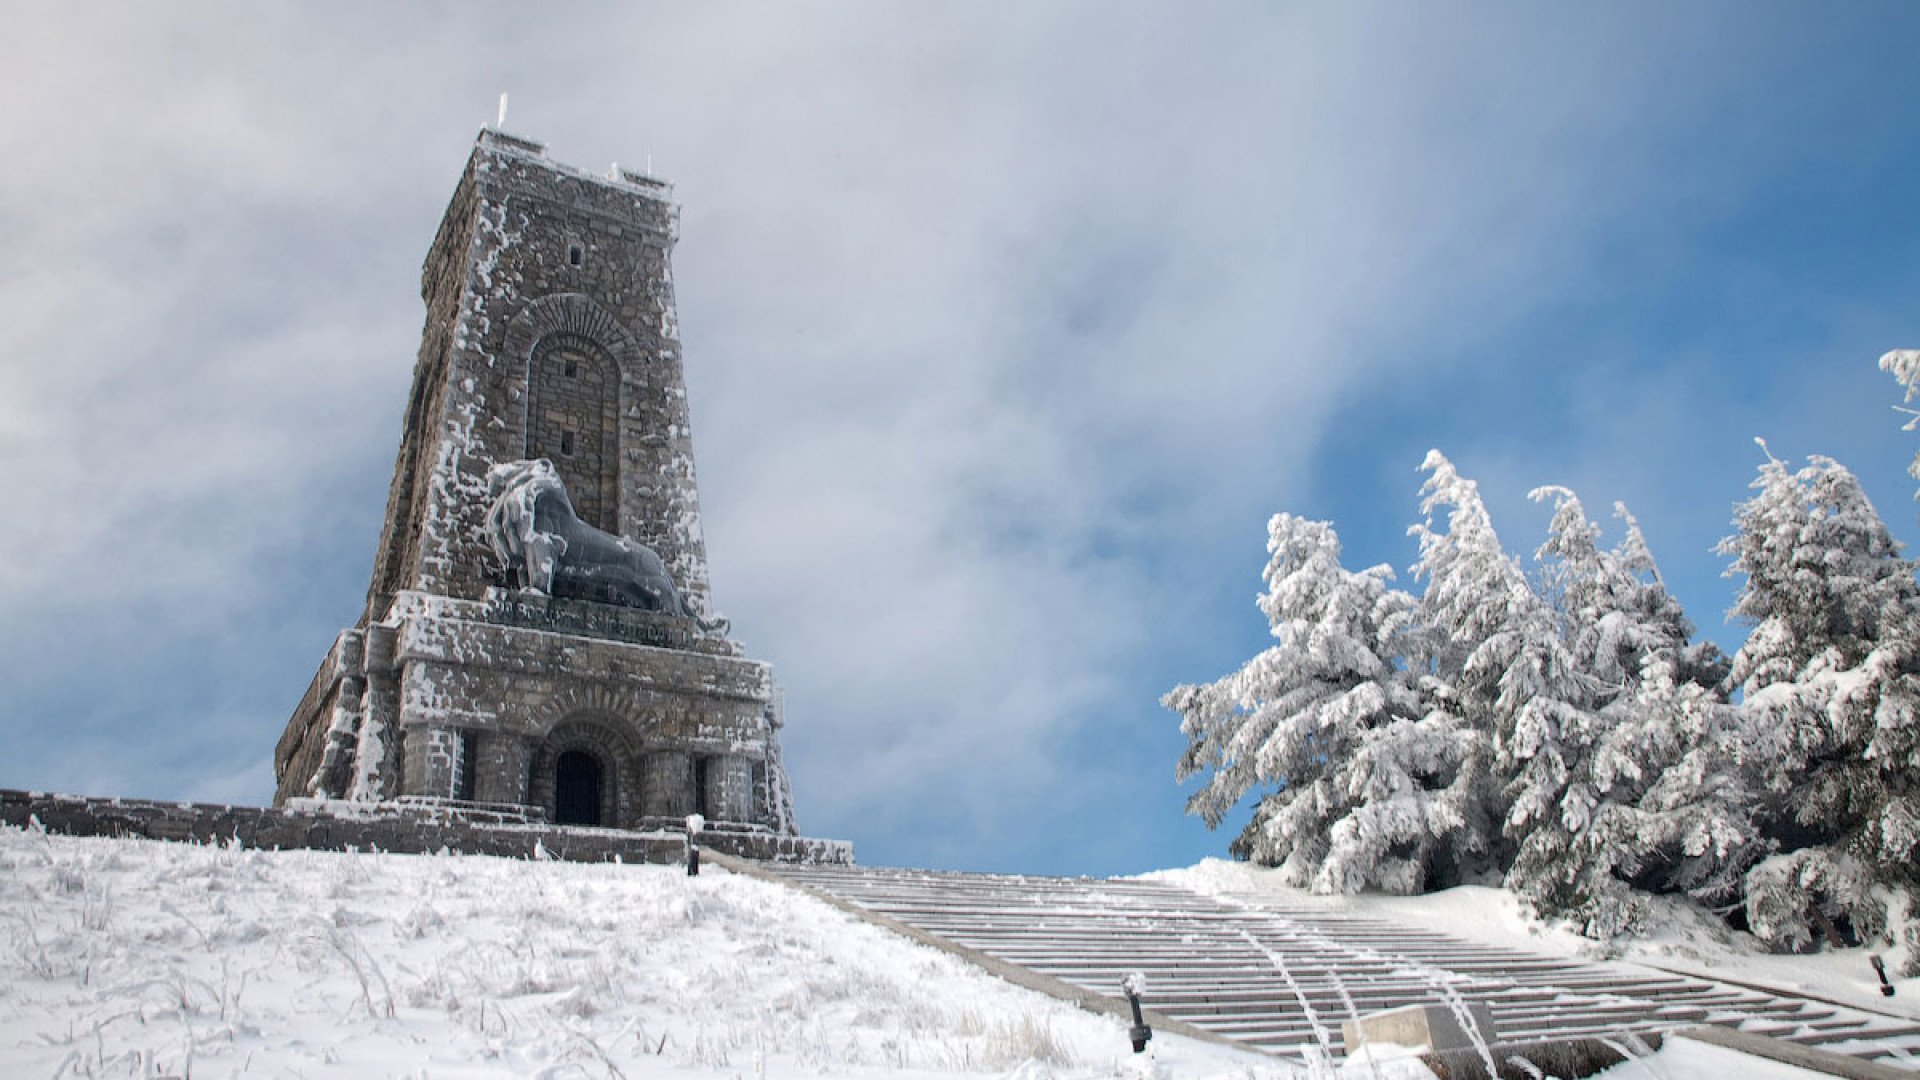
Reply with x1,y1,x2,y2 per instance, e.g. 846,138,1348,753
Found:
484,459,726,632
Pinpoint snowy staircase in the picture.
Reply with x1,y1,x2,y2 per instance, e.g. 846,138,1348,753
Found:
764,863,1920,1071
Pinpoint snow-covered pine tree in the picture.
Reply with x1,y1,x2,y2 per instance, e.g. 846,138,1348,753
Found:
1511,489,1757,936
1620,653,1758,905
1880,351,1920,972
1721,444,1920,969
1168,513,1472,893
1406,450,1575,886
1590,506,1758,905
1880,348,1920,489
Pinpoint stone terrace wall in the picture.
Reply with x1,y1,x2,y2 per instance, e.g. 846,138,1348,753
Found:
1,790,851,866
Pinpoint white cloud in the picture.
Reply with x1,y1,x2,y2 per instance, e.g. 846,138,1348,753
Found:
5,3,1898,871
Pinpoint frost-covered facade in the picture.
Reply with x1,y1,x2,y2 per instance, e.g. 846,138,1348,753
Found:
274,129,798,837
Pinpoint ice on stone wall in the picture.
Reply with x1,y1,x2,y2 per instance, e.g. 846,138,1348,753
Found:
418,197,525,597
348,709,388,802
468,200,523,311
310,695,362,800
763,731,798,835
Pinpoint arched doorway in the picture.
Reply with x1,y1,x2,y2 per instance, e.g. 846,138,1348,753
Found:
530,716,631,828
554,750,604,826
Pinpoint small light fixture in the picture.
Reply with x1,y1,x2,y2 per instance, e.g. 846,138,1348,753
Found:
685,813,704,876
1872,955,1897,997
1121,972,1152,1053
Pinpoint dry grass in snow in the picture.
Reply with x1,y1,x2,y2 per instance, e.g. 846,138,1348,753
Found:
2,826,1427,1080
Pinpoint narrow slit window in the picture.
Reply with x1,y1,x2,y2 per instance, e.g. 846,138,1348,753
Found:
560,430,575,456
455,731,478,801
563,358,577,378
567,244,584,267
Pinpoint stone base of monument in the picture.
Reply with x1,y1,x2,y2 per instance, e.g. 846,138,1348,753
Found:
278,590,802,835
1342,1002,1499,1056
1343,1005,1651,1080
1,789,852,866
1418,1037,1652,1080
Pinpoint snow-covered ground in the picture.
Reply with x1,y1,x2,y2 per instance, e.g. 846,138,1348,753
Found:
2,826,1434,1079
9,828,1903,1079
1590,1034,1834,1079
1151,858,1920,1024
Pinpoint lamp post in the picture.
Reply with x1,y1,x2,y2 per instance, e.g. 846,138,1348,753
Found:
685,813,704,876
1871,955,1897,997
1121,972,1152,1053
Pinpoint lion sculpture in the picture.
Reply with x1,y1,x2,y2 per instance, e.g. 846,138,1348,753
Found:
484,459,726,633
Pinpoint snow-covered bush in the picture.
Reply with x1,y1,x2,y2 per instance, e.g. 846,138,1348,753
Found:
1742,848,1885,954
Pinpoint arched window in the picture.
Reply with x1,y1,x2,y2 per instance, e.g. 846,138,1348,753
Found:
525,334,620,533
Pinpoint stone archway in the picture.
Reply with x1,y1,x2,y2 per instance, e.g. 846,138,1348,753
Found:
527,717,634,828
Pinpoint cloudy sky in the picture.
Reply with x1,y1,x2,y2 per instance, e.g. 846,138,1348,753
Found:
3,3,1918,876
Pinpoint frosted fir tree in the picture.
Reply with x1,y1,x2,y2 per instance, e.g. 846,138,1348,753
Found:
1534,492,1728,692
1510,489,1756,936
1168,514,1474,893
1881,348,1920,489
1616,655,1758,905
1407,450,1583,887
1721,445,1920,968
1592,508,1758,907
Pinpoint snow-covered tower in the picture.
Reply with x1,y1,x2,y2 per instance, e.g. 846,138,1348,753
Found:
273,129,800,840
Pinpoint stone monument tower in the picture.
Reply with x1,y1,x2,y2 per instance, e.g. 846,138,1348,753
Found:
273,129,800,841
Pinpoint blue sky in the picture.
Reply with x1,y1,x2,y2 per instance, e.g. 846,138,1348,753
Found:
2,4,1918,877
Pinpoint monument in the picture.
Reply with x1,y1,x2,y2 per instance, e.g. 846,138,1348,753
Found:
272,129,808,847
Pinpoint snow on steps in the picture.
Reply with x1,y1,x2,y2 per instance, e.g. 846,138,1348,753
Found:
754,862,1920,1072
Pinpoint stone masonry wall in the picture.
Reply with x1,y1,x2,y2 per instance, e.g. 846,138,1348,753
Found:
279,594,784,828
4,790,852,866
275,632,345,797
360,129,716,624
391,131,715,620
524,335,620,533
363,160,480,625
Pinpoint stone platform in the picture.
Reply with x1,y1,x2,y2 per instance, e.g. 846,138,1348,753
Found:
1,789,851,865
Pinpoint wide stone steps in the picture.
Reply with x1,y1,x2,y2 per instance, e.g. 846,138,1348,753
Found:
765,863,1920,1071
